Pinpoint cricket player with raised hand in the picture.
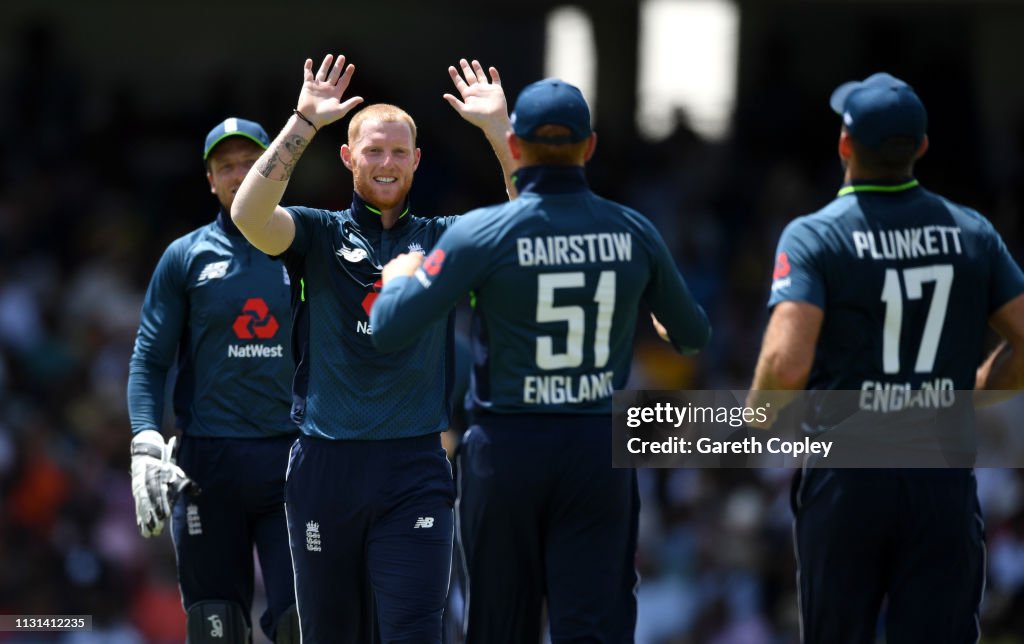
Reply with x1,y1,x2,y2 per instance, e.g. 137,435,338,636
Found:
230,52,515,643
371,78,711,643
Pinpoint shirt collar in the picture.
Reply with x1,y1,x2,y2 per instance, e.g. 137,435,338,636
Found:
216,209,244,237
512,165,589,195
837,178,920,197
351,191,411,229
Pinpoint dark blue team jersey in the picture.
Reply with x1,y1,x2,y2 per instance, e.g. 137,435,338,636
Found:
282,195,458,440
769,179,1024,395
127,212,295,438
371,165,711,415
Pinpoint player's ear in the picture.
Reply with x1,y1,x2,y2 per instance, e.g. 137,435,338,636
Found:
413,147,421,171
915,135,929,160
838,128,854,162
583,132,598,162
340,144,353,171
507,132,523,161
206,170,216,194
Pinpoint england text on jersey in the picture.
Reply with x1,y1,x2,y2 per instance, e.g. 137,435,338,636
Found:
858,377,956,412
516,233,633,267
522,371,615,405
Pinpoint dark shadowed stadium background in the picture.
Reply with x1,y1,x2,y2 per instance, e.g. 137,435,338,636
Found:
2,0,1024,642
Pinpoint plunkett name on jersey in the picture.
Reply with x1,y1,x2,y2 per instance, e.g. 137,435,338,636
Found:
516,233,633,267
852,225,962,261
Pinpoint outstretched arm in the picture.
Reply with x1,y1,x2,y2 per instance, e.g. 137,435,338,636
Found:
444,59,518,199
232,53,364,255
373,224,483,351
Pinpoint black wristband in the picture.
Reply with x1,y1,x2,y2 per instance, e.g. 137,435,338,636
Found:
293,109,318,132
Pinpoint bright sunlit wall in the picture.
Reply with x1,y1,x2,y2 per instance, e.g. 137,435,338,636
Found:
544,0,739,142
544,6,598,123
638,0,739,142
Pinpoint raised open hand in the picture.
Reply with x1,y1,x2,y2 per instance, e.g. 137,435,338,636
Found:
443,59,509,130
296,54,364,131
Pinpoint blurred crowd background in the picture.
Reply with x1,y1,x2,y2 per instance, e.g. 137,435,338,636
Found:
3,0,1024,642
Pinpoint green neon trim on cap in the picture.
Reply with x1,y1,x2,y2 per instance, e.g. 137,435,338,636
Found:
300,278,306,303
837,179,919,197
203,132,269,160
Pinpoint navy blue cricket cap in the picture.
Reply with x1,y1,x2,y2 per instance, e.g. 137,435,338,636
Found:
829,73,927,148
203,117,270,160
511,78,592,143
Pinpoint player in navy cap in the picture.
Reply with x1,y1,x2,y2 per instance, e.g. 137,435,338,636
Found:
230,54,517,642
747,72,1024,642
128,117,300,643
371,76,711,643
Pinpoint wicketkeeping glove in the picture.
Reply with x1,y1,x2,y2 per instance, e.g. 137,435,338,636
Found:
130,430,198,537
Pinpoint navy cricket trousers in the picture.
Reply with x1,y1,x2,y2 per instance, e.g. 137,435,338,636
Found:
792,467,985,644
457,414,639,643
171,433,298,641
285,433,455,644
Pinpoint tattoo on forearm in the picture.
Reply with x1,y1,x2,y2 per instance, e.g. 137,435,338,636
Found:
282,134,309,159
256,134,310,180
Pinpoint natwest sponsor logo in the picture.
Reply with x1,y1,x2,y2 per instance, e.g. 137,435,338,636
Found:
233,298,279,339
228,297,284,358
228,344,284,358
771,252,792,293
773,252,791,280
361,279,383,317
423,249,445,276
416,249,446,288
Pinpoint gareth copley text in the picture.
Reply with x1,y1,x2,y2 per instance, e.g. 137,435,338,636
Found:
626,435,833,459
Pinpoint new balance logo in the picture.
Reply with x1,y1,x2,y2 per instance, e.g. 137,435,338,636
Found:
208,614,224,638
197,260,230,283
186,503,202,536
413,517,435,529
336,245,368,263
306,521,322,552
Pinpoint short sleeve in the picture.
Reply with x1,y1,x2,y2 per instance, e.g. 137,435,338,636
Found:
987,224,1024,313
767,217,827,310
284,206,320,257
